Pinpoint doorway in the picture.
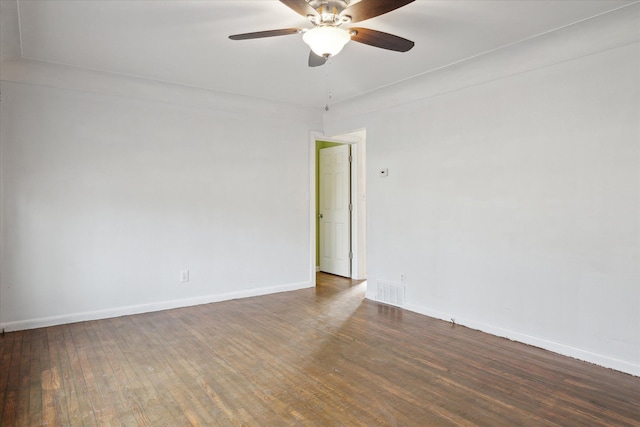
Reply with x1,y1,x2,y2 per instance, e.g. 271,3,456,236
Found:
309,130,367,285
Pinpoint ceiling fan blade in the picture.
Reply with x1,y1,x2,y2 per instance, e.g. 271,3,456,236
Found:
349,27,414,52
308,51,327,67
279,0,319,18
229,28,300,40
342,0,415,23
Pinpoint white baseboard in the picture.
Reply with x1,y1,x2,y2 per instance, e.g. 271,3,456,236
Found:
365,296,639,377
1,280,313,332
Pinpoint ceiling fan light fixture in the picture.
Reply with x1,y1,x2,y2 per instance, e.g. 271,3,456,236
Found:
303,26,351,58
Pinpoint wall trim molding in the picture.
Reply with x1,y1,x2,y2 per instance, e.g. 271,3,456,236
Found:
0,59,322,125
1,281,313,332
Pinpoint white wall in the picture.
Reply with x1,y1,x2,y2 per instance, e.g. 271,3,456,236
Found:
0,64,321,330
325,8,640,375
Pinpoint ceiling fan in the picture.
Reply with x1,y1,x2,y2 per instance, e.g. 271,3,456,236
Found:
229,0,416,67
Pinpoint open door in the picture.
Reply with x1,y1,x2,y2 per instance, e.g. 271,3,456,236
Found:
319,144,351,277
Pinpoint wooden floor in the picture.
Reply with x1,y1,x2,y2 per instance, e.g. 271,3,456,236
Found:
1,273,639,426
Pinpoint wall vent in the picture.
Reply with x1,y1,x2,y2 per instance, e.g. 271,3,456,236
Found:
376,281,405,307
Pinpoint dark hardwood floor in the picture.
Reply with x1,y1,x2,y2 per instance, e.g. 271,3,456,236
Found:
1,272,639,426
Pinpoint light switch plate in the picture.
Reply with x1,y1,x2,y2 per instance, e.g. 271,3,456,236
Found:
379,168,388,177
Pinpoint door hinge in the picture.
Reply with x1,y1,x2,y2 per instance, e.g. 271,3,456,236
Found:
349,252,353,259
349,155,352,162
349,203,352,211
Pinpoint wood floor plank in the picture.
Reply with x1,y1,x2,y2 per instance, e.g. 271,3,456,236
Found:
71,321,110,425
15,332,32,426
27,330,44,426
1,273,639,425
3,391,17,426
62,324,97,426
0,334,11,421
54,325,83,426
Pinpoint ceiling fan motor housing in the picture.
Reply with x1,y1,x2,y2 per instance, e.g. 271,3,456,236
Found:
307,0,352,25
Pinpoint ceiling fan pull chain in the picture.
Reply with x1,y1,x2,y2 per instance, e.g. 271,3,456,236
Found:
325,60,331,111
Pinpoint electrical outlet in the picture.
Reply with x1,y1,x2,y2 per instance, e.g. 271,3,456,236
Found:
400,273,405,283
180,270,190,283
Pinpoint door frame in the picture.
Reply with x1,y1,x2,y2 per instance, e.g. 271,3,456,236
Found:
309,129,366,285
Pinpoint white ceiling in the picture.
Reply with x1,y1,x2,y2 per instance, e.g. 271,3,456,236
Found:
11,0,638,108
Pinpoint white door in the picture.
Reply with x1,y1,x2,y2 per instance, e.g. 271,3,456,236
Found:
319,145,351,277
